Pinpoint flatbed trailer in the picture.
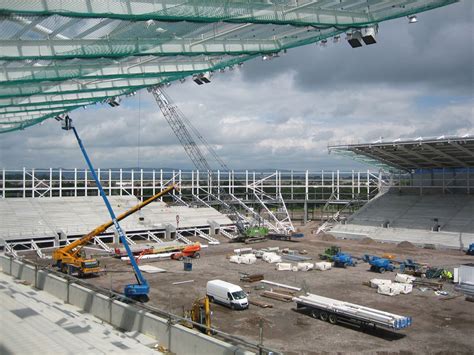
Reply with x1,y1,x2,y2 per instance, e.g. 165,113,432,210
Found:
293,293,412,331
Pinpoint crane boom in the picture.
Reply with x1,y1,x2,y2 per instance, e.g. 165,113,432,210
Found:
57,117,170,301
149,86,250,234
53,184,176,260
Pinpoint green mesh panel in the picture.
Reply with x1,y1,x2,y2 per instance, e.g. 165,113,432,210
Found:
0,0,459,133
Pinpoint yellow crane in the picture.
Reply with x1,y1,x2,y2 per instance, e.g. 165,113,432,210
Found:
52,184,176,277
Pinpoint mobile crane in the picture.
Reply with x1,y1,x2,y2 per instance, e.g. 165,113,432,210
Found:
53,184,175,276
56,116,173,301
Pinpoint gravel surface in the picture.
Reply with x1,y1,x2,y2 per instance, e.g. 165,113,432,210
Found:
64,223,474,354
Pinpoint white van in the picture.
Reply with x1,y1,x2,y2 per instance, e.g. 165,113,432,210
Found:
206,280,249,310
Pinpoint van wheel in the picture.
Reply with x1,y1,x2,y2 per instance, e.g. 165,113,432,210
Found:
328,314,337,324
319,311,329,322
379,267,386,274
230,303,235,310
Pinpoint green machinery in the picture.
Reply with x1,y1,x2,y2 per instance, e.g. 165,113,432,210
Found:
319,246,341,261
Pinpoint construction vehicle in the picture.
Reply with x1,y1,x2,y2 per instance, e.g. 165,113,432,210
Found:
114,241,199,258
183,296,212,335
53,185,175,276
171,244,201,260
364,255,395,273
333,252,357,268
57,116,174,301
319,246,341,261
294,293,412,331
398,259,424,274
467,243,474,255
232,226,269,243
150,86,294,242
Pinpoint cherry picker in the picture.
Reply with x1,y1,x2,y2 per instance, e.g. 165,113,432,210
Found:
56,116,172,301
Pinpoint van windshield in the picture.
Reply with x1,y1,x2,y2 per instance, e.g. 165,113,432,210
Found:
231,291,246,300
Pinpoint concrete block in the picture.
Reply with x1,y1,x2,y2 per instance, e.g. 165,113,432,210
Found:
0,255,12,274
11,260,35,283
165,224,176,240
69,284,110,321
37,271,68,301
207,220,220,236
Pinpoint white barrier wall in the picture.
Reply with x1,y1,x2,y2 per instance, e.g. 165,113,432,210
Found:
0,256,253,355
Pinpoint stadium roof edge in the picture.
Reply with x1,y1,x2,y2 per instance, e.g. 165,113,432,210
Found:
328,135,474,172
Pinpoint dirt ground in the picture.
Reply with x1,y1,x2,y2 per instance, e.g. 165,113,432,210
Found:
79,223,474,354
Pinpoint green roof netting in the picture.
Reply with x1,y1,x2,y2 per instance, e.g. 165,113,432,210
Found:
0,0,458,133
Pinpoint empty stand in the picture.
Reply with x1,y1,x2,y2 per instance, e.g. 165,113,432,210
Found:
0,196,232,244
332,189,474,249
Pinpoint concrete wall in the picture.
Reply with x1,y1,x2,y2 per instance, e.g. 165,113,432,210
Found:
0,256,253,355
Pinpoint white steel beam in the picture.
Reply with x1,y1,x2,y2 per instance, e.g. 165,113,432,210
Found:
0,0,374,26
0,87,134,108
0,38,279,60
0,57,218,83
0,77,168,105
0,101,96,115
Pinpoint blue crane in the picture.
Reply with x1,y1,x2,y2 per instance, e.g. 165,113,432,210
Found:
62,116,149,301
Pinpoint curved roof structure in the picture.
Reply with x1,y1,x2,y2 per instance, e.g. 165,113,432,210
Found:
328,135,474,172
0,0,458,133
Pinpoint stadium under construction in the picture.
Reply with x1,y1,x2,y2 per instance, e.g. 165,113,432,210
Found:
0,1,473,354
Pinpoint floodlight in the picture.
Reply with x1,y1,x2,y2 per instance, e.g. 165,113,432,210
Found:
362,26,377,45
54,114,66,122
192,74,204,85
165,82,172,87
219,68,226,73
237,62,244,68
262,54,271,61
407,15,418,24
145,19,155,28
347,31,363,48
179,78,186,83
333,35,341,43
107,96,121,107
320,39,328,47
200,72,211,83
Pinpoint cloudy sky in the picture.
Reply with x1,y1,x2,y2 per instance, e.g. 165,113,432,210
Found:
0,1,472,171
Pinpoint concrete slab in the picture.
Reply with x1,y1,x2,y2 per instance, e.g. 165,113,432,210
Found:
139,265,167,273
0,195,232,241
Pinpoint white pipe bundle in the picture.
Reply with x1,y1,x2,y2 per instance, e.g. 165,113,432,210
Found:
395,273,416,284
262,252,282,263
297,262,314,271
241,254,257,264
276,262,292,271
229,254,257,264
314,262,332,271
121,252,173,261
370,278,391,288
